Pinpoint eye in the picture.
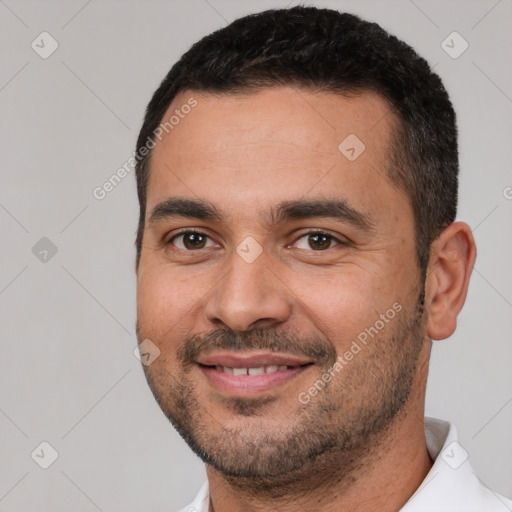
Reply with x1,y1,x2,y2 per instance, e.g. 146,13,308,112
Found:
166,229,346,252
293,231,344,251
168,230,216,250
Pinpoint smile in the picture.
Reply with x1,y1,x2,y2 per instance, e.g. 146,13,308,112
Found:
196,350,314,396
213,364,295,375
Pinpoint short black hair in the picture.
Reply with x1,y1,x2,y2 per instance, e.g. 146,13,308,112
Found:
134,5,458,276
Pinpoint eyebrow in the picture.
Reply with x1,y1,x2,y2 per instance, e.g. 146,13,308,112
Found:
148,197,374,231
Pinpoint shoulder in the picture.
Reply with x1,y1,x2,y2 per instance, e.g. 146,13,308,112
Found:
401,418,512,511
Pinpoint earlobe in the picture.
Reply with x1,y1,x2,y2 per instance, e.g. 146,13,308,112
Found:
425,222,477,340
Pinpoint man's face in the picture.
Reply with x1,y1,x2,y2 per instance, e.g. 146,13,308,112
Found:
136,87,428,487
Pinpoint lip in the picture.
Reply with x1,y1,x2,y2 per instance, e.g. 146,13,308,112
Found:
196,350,314,397
196,349,312,368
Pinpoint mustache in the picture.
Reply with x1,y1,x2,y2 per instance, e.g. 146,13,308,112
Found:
177,328,337,368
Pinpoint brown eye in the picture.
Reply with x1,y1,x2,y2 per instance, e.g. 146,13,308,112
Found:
168,231,213,250
308,233,332,250
294,232,343,251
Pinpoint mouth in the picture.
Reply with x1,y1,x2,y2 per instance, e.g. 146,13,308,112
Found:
196,350,315,396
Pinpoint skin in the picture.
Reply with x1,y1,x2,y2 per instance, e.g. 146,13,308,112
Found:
135,87,476,512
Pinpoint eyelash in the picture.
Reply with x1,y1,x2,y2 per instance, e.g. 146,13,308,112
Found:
166,229,347,251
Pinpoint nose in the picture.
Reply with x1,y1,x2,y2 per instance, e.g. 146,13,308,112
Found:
203,244,293,332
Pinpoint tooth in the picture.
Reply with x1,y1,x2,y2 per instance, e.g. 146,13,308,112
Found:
265,365,279,373
223,366,234,374
248,367,265,376
216,365,223,372
233,367,248,376
278,365,287,371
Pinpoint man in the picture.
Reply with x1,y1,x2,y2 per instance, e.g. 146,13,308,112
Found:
133,6,512,512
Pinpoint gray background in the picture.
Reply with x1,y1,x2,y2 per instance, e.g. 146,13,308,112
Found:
0,0,511,510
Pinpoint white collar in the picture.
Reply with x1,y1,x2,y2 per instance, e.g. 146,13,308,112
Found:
401,417,511,511
178,417,512,511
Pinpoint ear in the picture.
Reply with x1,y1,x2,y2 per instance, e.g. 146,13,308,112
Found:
425,222,477,340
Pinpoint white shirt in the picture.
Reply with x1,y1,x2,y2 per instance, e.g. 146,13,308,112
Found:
177,417,512,512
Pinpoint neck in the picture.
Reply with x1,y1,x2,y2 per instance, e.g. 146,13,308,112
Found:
206,353,433,512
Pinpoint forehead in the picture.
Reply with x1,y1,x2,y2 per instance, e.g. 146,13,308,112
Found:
153,86,395,159
146,86,407,222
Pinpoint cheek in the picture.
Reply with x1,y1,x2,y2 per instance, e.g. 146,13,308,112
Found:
294,268,402,350
137,266,188,332
289,272,374,338
137,263,214,347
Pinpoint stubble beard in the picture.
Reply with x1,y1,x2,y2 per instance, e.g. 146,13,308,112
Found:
139,287,426,496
